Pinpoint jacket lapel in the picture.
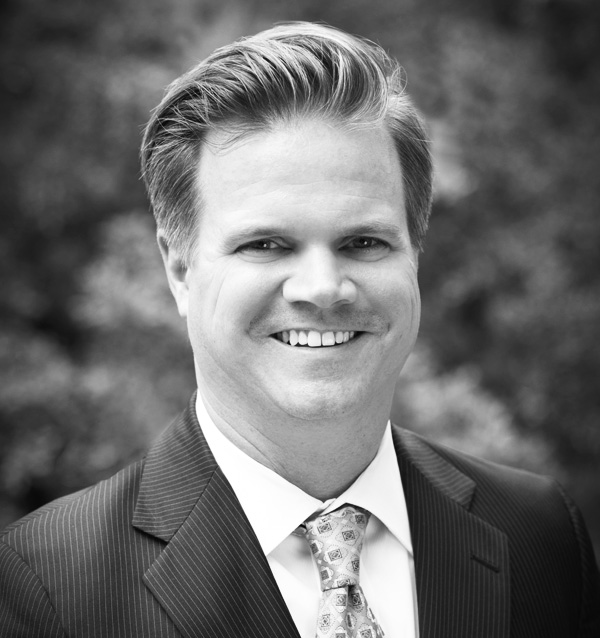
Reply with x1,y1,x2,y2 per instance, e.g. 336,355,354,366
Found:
133,397,299,638
392,426,510,638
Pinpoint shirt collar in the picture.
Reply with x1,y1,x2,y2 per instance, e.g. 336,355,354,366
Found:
195,393,412,556
326,422,412,554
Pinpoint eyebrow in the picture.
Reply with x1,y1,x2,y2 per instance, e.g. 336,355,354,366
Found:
223,221,407,249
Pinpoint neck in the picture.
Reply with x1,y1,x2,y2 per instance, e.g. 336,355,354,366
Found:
197,387,391,500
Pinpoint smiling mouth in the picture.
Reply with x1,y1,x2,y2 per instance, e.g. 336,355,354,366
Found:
272,329,359,347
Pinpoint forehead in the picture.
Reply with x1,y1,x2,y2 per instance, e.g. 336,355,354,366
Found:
197,120,403,231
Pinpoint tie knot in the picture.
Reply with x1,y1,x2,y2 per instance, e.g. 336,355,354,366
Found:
304,505,370,592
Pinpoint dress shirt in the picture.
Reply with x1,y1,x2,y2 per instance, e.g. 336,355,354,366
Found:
196,393,418,638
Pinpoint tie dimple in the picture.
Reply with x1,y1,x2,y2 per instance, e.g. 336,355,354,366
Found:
304,505,385,638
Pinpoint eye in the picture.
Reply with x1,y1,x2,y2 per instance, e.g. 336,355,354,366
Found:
236,238,290,261
342,236,390,259
348,237,383,249
237,239,281,253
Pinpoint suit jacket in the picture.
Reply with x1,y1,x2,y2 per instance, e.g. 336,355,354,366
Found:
1,396,599,637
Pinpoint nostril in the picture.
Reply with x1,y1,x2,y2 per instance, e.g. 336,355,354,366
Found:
282,281,358,308
281,259,357,307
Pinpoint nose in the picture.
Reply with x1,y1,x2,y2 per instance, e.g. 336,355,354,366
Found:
282,247,357,308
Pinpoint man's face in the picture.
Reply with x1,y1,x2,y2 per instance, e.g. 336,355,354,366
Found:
169,119,421,424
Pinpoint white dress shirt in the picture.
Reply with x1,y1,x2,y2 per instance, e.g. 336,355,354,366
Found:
196,394,418,638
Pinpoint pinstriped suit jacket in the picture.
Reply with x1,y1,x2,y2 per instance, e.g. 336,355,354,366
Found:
1,396,599,637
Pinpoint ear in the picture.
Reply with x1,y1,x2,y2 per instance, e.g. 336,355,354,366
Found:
413,250,420,270
158,231,190,318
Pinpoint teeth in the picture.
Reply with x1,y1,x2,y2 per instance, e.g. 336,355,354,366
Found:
322,331,335,346
307,330,321,347
276,330,359,347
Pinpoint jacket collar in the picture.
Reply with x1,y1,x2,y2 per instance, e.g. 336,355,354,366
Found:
133,396,300,638
392,426,510,638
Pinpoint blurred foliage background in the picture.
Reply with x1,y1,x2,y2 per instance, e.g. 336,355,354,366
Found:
1,0,599,554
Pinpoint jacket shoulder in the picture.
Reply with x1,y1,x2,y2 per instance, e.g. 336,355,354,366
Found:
0,459,154,597
394,424,564,511
393,425,600,635
2,459,145,545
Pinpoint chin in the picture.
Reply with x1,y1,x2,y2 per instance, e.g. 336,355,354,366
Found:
271,381,372,423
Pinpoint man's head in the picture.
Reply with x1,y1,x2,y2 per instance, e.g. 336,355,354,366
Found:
141,22,432,265
142,22,432,432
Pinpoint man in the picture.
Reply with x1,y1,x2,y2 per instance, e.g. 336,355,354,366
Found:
1,21,598,638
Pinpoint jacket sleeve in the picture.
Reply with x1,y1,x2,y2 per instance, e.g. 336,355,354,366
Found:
0,540,66,638
557,485,600,638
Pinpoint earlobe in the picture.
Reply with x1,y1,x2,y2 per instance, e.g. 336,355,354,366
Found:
157,232,190,318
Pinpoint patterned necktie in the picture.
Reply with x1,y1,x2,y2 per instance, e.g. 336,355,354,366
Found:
304,505,385,638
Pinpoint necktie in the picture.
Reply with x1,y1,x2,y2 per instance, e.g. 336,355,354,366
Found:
304,505,385,638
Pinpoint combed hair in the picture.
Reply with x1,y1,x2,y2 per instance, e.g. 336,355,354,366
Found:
141,22,433,263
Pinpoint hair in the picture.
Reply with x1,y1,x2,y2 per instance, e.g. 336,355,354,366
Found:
141,21,433,263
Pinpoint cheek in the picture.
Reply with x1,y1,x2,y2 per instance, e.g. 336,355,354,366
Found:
189,259,277,341
378,272,420,377
370,264,421,328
